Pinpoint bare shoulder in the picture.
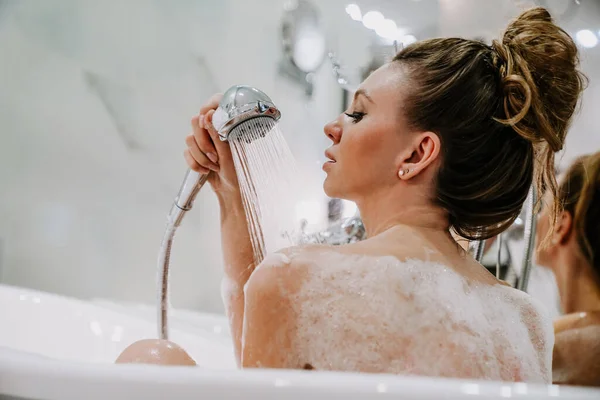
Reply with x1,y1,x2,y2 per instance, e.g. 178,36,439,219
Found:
553,314,600,385
245,243,373,301
553,311,600,362
244,245,331,296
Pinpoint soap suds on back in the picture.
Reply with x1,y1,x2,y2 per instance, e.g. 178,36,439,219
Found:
275,251,553,383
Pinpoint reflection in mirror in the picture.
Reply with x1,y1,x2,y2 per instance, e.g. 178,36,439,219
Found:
278,0,326,96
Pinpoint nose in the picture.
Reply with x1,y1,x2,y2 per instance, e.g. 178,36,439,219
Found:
324,118,342,143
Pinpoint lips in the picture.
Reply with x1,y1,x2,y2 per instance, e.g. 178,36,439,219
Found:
324,149,336,163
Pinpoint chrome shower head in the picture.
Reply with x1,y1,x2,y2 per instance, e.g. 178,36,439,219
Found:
173,85,281,215
212,85,281,142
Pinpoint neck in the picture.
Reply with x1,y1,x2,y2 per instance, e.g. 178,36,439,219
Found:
356,185,448,237
553,248,600,314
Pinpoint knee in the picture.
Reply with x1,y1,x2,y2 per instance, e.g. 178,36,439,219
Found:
115,339,197,366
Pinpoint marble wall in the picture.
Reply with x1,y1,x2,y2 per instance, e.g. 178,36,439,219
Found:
0,0,598,313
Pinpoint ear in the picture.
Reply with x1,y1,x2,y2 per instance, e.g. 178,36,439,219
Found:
554,211,573,245
397,132,441,179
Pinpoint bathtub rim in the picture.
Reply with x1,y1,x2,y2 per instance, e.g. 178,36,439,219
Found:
1,348,599,400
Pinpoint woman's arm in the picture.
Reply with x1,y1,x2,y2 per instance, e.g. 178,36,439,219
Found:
552,325,600,386
240,260,300,368
218,193,256,365
552,312,600,386
185,97,258,365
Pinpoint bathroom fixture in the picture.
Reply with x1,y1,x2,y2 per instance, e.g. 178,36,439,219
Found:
472,240,487,263
279,0,326,96
470,186,537,290
0,284,234,367
158,85,281,340
517,186,537,292
303,215,366,245
2,283,600,400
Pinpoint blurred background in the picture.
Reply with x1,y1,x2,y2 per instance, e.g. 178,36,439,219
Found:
0,0,598,314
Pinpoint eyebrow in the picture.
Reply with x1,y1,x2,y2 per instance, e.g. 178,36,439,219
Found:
354,89,375,104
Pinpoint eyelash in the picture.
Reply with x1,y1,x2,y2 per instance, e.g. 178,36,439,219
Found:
345,112,365,123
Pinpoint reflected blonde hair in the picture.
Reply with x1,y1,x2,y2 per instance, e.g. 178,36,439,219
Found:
560,152,600,279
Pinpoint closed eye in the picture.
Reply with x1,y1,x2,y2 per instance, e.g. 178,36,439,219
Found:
344,112,365,123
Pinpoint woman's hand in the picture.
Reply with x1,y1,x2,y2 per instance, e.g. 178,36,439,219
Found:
184,93,240,197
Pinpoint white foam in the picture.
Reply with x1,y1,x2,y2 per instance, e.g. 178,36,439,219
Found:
271,250,553,382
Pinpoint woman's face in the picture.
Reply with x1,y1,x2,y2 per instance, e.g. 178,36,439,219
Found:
322,63,414,200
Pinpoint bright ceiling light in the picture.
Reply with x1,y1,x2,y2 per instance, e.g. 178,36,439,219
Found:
362,11,384,30
345,4,362,21
576,29,598,48
375,18,397,39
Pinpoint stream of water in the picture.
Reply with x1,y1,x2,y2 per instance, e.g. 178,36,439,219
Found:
229,118,300,265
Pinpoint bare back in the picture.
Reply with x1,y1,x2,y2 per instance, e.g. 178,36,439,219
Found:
256,227,553,382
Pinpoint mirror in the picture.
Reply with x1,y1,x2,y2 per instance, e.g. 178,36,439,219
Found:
279,0,326,96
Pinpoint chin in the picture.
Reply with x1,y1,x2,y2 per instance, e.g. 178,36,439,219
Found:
323,176,342,199
323,178,335,197
323,179,354,202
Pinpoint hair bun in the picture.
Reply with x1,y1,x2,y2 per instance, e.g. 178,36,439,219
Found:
490,7,583,151
491,6,585,240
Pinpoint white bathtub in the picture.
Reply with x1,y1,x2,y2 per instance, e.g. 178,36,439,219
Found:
1,284,599,400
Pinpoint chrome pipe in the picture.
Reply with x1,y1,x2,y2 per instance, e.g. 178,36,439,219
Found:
517,186,537,292
473,239,486,263
496,234,503,279
158,171,209,340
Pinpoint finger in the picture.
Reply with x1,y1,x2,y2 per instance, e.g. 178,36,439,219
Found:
190,116,219,165
185,135,219,172
184,149,210,174
205,109,230,154
199,93,223,126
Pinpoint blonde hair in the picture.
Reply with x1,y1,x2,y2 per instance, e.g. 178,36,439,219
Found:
560,151,600,278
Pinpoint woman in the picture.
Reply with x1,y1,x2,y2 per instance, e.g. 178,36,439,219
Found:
535,152,600,386
119,8,584,382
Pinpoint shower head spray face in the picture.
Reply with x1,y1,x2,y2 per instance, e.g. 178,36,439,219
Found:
212,85,281,142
